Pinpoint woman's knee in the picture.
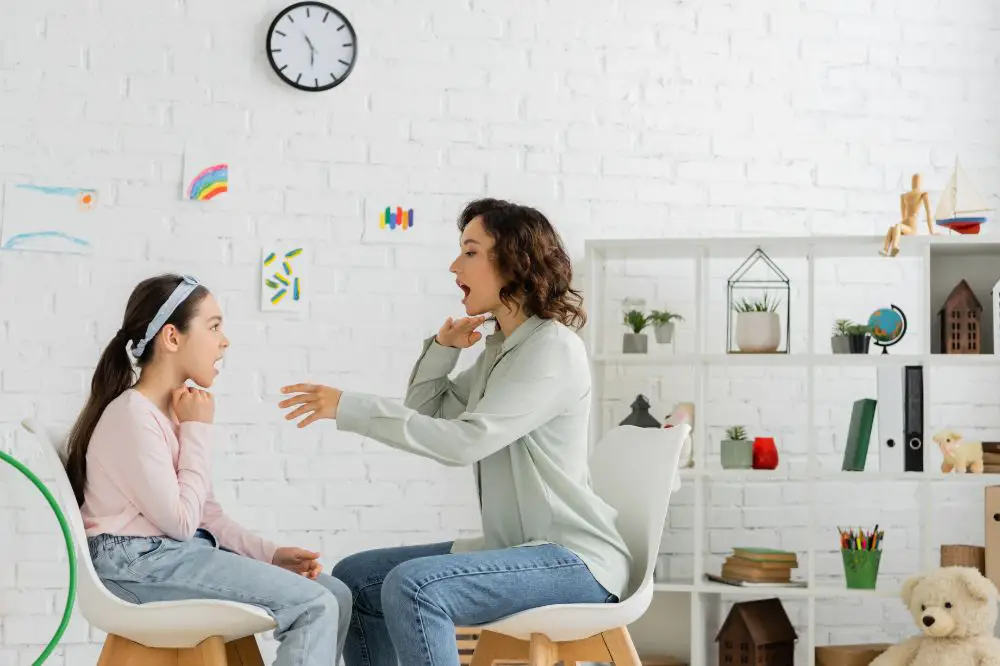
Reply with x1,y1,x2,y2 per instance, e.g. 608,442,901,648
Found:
379,560,435,616
331,550,385,593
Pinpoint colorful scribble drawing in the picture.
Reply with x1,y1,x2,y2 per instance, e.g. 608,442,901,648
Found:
262,247,305,310
0,183,98,254
187,164,229,200
380,207,414,230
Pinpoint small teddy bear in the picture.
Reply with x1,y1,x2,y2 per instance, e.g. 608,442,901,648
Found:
933,429,984,474
871,566,1000,666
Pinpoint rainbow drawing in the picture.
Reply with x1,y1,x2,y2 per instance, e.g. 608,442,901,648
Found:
380,207,414,230
188,164,229,200
261,246,306,311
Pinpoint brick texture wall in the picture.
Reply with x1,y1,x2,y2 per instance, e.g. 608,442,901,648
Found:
2,0,1000,663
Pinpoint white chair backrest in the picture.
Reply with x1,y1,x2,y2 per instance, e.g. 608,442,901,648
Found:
589,424,688,601
21,419,139,623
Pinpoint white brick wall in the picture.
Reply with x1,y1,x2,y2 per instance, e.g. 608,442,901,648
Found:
2,0,1000,662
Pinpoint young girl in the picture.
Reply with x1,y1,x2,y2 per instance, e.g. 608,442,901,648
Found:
67,273,351,666
278,198,631,666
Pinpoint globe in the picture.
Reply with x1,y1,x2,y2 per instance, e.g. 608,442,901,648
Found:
867,305,907,354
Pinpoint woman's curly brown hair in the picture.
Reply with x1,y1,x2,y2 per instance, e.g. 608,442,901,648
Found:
458,198,586,330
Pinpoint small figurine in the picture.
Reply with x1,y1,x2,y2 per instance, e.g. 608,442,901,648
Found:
619,394,661,428
881,173,938,257
933,429,984,473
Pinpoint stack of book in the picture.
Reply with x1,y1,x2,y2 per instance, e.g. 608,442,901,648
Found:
717,547,799,584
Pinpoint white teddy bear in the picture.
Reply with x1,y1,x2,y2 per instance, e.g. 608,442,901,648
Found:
871,566,1000,666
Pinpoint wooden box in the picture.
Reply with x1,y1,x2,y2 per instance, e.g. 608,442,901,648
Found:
987,487,1000,591
941,544,986,575
815,643,891,666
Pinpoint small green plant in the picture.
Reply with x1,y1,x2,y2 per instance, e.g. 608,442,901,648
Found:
845,323,872,336
623,309,650,334
832,319,855,336
733,293,781,313
649,309,684,325
725,425,747,441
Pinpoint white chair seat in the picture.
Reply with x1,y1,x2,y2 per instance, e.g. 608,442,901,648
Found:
91,597,276,649
471,585,654,643
469,424,689,662
21,418,278,652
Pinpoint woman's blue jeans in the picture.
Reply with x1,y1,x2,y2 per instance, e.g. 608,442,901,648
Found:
331,541,617,666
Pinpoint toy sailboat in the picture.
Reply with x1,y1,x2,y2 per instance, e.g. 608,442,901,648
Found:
935,158,992,234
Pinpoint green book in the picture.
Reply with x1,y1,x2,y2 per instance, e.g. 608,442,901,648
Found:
842,398,876,471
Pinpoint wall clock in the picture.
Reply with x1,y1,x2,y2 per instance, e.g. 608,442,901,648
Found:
266,2,358,92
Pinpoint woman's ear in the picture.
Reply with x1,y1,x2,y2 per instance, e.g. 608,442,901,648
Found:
160,324,181,352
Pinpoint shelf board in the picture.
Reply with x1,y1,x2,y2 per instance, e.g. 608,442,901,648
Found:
585,233,1000,260
593,352,1000,367
677,468,1000,482
652,581,897,598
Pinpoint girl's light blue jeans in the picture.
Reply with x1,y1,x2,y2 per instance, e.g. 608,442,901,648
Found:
331,541,618,666
87,529,351,666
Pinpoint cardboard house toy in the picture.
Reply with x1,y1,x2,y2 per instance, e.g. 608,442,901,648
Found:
939,279,982,354
715,597,797,665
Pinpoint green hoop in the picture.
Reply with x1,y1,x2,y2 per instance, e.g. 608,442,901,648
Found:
0,450,77,665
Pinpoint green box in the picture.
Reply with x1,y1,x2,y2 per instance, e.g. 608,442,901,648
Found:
841,549,881,589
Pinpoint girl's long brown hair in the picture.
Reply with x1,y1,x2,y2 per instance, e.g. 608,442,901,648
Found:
65,274,208,506
458,198,586,329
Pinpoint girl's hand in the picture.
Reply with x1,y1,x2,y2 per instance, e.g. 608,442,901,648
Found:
436,316,486,348
172,387,215,424
279,384,342,428
272,546,322,579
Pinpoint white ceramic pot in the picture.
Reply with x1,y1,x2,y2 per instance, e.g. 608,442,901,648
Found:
735,312,780,352
654,322,675,344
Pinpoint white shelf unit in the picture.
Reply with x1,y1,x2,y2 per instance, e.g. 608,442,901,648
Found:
583,233,1000,666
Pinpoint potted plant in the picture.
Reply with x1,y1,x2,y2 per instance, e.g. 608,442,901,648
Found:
622,309,650,354
733,293,781,353
831,319,854,353
649,309,684,344
845,323,872,354
721,425,753,469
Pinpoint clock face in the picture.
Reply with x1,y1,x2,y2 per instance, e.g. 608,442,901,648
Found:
266,2,358,92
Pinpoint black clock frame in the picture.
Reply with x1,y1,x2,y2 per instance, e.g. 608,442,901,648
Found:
265,1,358,92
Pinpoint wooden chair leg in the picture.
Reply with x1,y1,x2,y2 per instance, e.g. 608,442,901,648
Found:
177,636,227,666
528,633,559,666
225,635,266,666
469,629,530,666
95,634,231,666
96,634,178,666
601,627,642,666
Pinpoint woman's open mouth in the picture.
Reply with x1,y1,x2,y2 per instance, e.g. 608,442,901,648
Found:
457,280,471,303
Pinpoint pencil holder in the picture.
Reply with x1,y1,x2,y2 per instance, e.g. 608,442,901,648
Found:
842,549,881,589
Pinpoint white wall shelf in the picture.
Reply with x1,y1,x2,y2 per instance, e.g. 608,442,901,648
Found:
584,232,1000,666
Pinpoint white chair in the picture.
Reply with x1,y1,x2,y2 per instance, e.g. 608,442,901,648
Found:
21,418,277,666
465,423,689,666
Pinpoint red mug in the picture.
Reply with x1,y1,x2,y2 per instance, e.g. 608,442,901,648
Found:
752,436,778,470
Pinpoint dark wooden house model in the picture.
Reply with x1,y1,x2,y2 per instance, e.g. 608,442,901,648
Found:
939,279,982,354
715,597,797,665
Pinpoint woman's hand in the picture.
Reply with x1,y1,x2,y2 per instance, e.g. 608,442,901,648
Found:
272,546,322,579
171,386,215,424
436,315,486,348
279,384,342,428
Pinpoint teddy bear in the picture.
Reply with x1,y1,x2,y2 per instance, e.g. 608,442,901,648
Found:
934,429,984,473
870,566,1000,666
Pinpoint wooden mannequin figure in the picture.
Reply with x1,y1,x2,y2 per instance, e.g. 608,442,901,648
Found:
881,173,937,256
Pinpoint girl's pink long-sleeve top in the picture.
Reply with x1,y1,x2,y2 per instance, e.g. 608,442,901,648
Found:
80,389,277,564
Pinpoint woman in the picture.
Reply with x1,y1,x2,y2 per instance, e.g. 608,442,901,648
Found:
278,198,631,666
